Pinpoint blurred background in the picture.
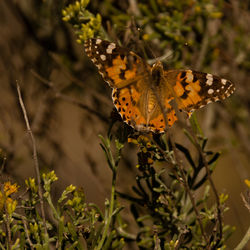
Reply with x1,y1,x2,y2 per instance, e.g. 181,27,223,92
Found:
0,0,249,248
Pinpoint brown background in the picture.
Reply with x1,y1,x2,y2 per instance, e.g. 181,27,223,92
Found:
0,1,249,249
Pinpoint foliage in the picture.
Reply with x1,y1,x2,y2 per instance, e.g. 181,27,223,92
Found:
0,169,122,249
0,130,238,249
61,0,238,69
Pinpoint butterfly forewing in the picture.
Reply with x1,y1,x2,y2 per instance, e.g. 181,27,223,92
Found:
84,38,148,89
164,70,235,114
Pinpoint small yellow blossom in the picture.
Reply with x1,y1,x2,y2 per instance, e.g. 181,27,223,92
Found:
0,181,19,215
143,34,149,40
4,182,19,196
147,158,154,164
245,179,250,188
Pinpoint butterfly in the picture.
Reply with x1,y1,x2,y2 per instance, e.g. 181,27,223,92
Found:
84,38,235,133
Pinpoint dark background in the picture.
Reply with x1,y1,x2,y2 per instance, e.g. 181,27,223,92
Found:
0,1,249,248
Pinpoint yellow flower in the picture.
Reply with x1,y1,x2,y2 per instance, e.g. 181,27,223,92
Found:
244,179,250,188
0,182,19,215
6,198,17,215
147,158,154,164
4,182,19,197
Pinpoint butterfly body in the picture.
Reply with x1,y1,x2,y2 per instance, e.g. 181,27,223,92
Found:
84,38,235,133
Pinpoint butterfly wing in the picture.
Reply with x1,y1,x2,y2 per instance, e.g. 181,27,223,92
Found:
144,69,236,133
84,38,149,88
163,69,235,113
85,38,158,132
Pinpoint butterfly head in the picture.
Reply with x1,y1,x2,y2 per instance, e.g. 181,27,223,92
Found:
151,61,164,86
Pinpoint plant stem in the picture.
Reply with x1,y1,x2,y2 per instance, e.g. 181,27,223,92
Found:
96,137,119,250
96,169,117,250
167,132,210,248
16,83,48,238
186,126,223,243
234,226,250,250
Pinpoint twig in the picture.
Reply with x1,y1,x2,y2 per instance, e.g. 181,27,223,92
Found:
169,111,223,244
234,225,250,250
47,54,111,106
96,169,117,250
151,132,210,247
241,192,250,212
96,137,121,250
4,203,12,248
16,82,48,236
0,155,6,174
185,126,223,244
31,70,109,123
21,216,34,250
168,132,210,248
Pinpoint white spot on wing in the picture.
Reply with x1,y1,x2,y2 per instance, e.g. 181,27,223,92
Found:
221,79,227,85
100,55,106,61
208,89,214,94
106,48,112,54
106,43,116,54
186,70,194,82
96,39,102,44
206,73,213,86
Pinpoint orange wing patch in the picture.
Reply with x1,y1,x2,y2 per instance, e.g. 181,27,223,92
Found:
174,71,202,108
149,109,177,132
112,85,147,128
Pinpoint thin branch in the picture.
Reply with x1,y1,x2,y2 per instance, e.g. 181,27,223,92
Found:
21,216,34,250
48,54,111,106
151,134,210,248
185,125,223,243
241,192,250,212
168,132,211,248
31,70,109,123
234,225,250,250
16,82,48,236
170,111,223,244
4,204,12,248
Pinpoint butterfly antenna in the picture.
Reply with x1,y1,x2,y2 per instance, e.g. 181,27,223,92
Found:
147,50,174,65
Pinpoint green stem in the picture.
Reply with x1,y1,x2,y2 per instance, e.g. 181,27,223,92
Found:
96,169,117,250
46,194,60,221
235,226,250,250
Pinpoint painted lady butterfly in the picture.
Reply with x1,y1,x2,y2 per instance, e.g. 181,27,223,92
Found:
84,38,235,133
